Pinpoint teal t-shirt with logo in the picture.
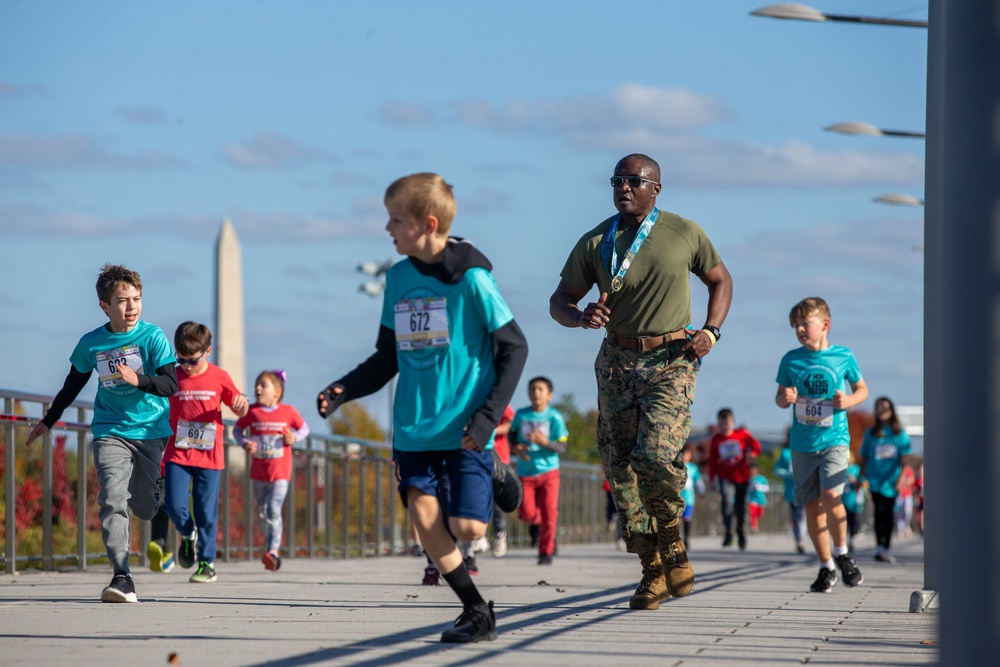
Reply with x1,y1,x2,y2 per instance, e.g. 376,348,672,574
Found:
381,261,514,452
511,405,569,477
776,344,862,453
860,427,911,497
69,320,175,440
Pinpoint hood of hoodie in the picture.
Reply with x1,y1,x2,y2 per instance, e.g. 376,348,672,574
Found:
409,236,493,284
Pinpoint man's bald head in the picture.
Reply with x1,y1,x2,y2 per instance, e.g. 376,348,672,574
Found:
616,154,660,182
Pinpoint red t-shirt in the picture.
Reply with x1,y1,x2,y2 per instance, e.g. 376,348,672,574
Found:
164,364,241,470
492,405,516,465
236,404,305,482
709,428,761,484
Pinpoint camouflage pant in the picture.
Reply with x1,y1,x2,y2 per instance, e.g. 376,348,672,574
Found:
595,338,699,553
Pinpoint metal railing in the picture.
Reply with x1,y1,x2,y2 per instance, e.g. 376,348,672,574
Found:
1,388,613,574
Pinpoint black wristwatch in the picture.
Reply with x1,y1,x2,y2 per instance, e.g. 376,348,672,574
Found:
702,325,722,342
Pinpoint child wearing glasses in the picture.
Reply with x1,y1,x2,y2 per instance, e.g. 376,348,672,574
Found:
776,296,869,594
25,263,177,603
235,370,309,571
318,172,528,644
160,321,249,583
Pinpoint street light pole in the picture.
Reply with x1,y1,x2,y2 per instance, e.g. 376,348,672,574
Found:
925,0,1000,662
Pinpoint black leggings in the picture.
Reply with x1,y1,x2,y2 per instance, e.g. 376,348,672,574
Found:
871,492,896,550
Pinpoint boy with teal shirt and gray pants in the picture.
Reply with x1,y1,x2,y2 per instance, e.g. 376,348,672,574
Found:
776,296,868,594
318,173,528,644
26,263,177,603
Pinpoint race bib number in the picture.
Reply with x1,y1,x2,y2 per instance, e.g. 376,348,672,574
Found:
522,420,551,443
175,420,217,451
253,434,285,459
394,297,449,351
795,398,833,427
96,346,143,388
718,439,742,463
874,443,898,460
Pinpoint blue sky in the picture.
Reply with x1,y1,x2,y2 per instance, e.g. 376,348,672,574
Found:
1,2,926,438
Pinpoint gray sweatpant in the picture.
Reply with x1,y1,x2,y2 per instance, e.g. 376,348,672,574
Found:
92,435,167,574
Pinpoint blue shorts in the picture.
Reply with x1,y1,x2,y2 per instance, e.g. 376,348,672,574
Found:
682,504,694,521
393,448,494,524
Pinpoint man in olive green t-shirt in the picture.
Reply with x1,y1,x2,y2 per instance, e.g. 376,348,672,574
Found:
549,153,732,611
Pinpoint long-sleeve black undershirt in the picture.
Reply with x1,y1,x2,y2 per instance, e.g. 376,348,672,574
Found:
41,362,177,429
319,320,528,448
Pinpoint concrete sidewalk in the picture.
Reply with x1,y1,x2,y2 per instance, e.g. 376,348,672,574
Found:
0,533,936,666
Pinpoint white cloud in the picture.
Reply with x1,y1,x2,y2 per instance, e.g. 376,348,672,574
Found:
0,204,131,235
457,187,515,215
119,105,167,125
379,84,923,189
0,204,384,241
221,131,336,170
378,102,434,126
665,139,925,188
724,216,924,271
451,83,727,134
329,171,376,186
0,81,46,98
0,134,183,168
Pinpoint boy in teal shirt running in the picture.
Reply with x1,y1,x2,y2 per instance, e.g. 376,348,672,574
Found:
318,173,527,643
776,296,868,593
26,263,177,603
510,376,569,565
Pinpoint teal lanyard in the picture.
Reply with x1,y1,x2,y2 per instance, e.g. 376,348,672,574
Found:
601,207,658,292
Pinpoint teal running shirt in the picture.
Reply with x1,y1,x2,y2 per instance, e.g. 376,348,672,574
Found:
776,345,862,453
381,260,514,452
69,320,175,439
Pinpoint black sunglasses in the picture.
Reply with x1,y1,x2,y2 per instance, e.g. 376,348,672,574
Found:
176,351,207,366
610,175,660,188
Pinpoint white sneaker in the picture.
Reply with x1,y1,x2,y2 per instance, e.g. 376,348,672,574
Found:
492,531,508,558
473,536,490,553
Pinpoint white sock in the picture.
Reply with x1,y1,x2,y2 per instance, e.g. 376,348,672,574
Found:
822,558,836,571
832,544,849,557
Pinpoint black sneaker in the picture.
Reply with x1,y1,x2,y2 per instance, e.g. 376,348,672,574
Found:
721,533,733,547
538,554,553,565
737,532,747,551
101,573,137,603
835,554,864,587
440,601,498,643
189,561,217,584
178,535,197,569
809,567,837,593
491,449,522,513
422,564,440,586
464,554,480,575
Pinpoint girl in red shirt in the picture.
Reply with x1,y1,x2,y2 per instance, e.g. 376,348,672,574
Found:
235,370,309,571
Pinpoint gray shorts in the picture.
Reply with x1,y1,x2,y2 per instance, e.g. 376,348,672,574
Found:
792,447,849,506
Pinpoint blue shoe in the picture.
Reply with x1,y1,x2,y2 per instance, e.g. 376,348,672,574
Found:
161,553,175,573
